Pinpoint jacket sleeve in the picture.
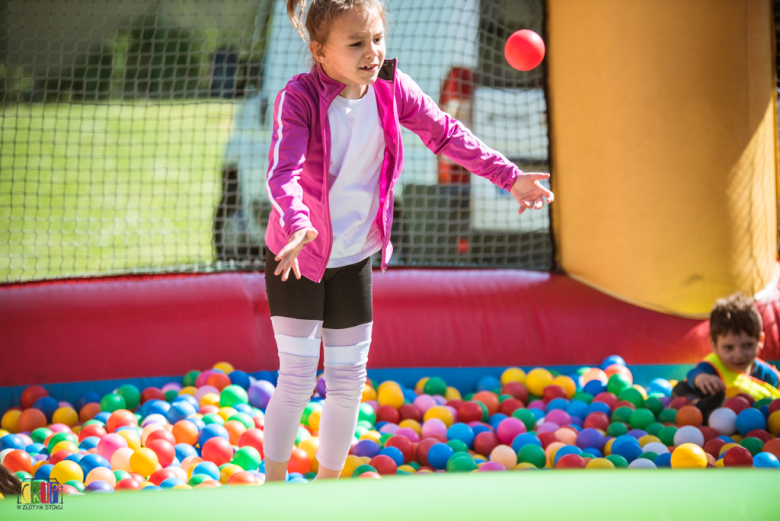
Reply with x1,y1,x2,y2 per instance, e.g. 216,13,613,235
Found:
395,69,519,191
265,87,314,239
686,362,719,389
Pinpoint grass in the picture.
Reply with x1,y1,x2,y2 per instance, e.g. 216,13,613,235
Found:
0,100,237,282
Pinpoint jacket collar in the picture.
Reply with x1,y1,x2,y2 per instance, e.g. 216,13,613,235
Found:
311,59,397,100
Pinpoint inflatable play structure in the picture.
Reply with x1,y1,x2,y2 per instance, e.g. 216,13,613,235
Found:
1,0,780,518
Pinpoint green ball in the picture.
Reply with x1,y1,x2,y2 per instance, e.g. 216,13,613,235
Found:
47,432,77,450
15,471,32,482
227,412,254,430
358,403,376,425
575,367,590,376
232,446,262,471
113,470,131,483
658,408,678,424
638,451,658,461
351,464,377,478
464,393,475,401
408,461,421,470
740,437,764,456
116,384,141,409
512,408,537,431
658,426,678,447
606,422,628,438
354,425,369,439
304,472,317,481
82,419,105,428
134,413,143,425
606,454,629,468
64,480,85,492
619,388,644,408
573,392,593,404
611,406,634,424
446,453,478,472
643,397,663,417
518,444,546,469
629,409,655,430
183,370,200,387
423,377,447,396
476,401,489,422
356,420,374,431
220,385,249,408
549,369,561,377
30,428,52,444
379,433,393,448
188,474,211,486
645,422,665,436
301,402,323,426
754,398,774,409
606,374,632,396
447,439,469,454
498,394,513,404
295,426,311,445
202,413,225,426
100,393,126,413
164,389,179,403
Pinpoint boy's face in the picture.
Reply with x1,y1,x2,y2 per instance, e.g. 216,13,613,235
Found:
712,330,765,373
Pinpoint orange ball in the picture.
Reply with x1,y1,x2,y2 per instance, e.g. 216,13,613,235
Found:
582,368,608,385
206,373,232,391
472,391,499,416
287,448,311,474
225,420,248,446
79,403,102,422
676,405,703,427
17,408,48,432
227,471,259,486
21,386,49,409
604,364,633,384
3,449,32,473
172,420,199,445
106,410,138,433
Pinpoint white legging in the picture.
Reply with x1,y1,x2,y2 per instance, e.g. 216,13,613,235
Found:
262,316,371,472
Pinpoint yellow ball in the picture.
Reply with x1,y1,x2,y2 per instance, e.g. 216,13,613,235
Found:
308,409,322,433
52,407,79,427
1,410,21,434
398,464,417,473
415,377,430,393
298,436,320,461
715,458,725,468
50,440,78,455
638,435,661,447
719,443,741,456
767,411,780,436
217,407,237,423
130,447,159,477
423,406,454,427
377,381,401,393
670,443,707,469
116,430,141,451
526,368,554,396
604,438,615,456
111,447,135,473
340,455,363,478
200,393,220,407
668,380,678,387
501,367,527,385
445,387,462,401
213,361,235,374
489,445,517,470
219,464,244,484
51,460,84,484
0,429,9,438
632,385,648,399
30,460,49,476
361,384,377,402
179,386,197,396
360,430,382,443
86,467,116,487
552,376,576,398
730,435,744,443
399,419,422,435
173,484,193,490
585,458,616,469
378,386,404,409
514,462,538,470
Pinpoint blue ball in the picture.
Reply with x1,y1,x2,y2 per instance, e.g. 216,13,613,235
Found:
553,445,582,466
234,403,254,416
197,424,229,447
33,464,54,481
576,428,605,451
753,452,780,468
78,436,101,450
191,461,220,480
488,413,508,430
93,411,112,425
84,480,114,493
427,443,454,470
172,394,199,410
159,477,186,489
402,389,418,404
229,370,251,390
472,424,492,437
32,396,59,422
141,485,163,491
477,376,502,392
1,434,26,451
717,435,734,444
76,391,102,411
611,435,643,463
735,408,766,435
546,398,569,412
24,443,47,456
566,401,589,420
567,374,583,391
375,422,389,432
352,439,380,459
447,423,475,448
65,453,85,465
583,380,606,396
167,401,197,424
185,417,205,432
511,433,541,453
78,453,111,478
585,401,612,417
286,472,304,481
654,453,672,468
582,447,603,458
601,355,626,370
142,400,171,418
529,408,546,422
379,446,405,467
646,378,673,397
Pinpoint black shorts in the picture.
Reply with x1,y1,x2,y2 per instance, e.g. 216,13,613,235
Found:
264,249,373,329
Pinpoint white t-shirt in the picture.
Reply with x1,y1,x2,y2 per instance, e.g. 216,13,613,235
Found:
326,84,386,268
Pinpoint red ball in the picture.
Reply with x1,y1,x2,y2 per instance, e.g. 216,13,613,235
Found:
21,386,49,409
229,470,259,485
763,438,780,461
472,431,499,457
457,402,484,424
768,399,780,415
542,385,567,403
723,396,751,415
201,437,233,466
146,439,175,468
446,399,464,411
146,429,176,446
384,435,414,463
676,405,703,427
583,412,610,431
253,417,264,429
238,428,264,457
722,446,753,467
736,393,755,406
504,29,545,72
376,405,400,424
287,448,310,474
115,478,142,491
368,454,398,475
49,450,75,466
555,453,587,469
703,438,726,458
106,410,137,433
148,468,177,486
498,398,523,416
745,429,772,443
78,424,107,442
415,438,439,467
140,387,165,405
206,373,232,391
398,404,422,422
615,401,636,410
2,450,32,473
128,472,145,483
699,426,718,444
592,392,619,411
501,382,529,403
472,392,499,416
358,471,382,479
537,431,560,450
669,397,691,410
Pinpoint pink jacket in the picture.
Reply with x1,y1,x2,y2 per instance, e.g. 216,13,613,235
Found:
265,58,520,282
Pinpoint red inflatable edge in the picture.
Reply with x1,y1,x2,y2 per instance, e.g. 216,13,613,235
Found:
1,269,777,387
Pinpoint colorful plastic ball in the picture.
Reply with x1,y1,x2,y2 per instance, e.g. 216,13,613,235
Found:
97,433,128,462
670,443,707,469
611,435,642,462
424,443,453,470
723,396,751,414
723,446,753,467
247,381,275,409
604,364,632,383
377,386,404,409
673,426,705,447
495,417,526,445
575,428,605,451
501,367,527,385
2,449,32,473
675,405,703,427
21,386,50,409
628,458,657,469
583,380,606,396
629,409,655,430
735,408,766,436
645,378,673,397
231,446,261,471
220,385,249,408
585,457,615,469
753,452,780,468
705,407,736,435
605,374,631,397
17,408,47,433
517,444,546,468
768,411,780,436
551,376,577,398
424,377,448,396
489,444,517,469
84,480,114,494
600,355,626,369
85,467,117,487
526,368,554,396
130,448,159,477
556,453,587,469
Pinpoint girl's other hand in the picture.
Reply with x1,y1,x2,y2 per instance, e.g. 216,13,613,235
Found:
274,227,319,281
510,172,554,215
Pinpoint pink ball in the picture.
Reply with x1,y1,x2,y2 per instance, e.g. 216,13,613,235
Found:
195,370,217,388
545,409,572,426
413,395,437,415
97,433,129,462
365,400,379,412
48,424,72,434
536,422,560,434
478,461,507,472
496,417,527,445
445,406,457,420
194,385,220,402
379,423,401,435
395,428,420,443
433,396,448,406
161,382,182,393
528,400,546,410
421,418,448,439
468,421,494,432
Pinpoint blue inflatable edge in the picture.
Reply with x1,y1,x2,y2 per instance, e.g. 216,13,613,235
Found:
0,363,749,412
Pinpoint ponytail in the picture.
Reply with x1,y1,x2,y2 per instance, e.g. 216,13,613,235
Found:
285,0,387,46
287,0,308,41
0,463,22,497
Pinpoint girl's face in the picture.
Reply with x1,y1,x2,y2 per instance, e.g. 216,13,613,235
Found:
312,8,386,99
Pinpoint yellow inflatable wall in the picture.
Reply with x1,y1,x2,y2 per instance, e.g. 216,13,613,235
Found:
547,0,779,317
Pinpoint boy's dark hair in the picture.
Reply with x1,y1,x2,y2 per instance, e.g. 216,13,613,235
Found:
710,292,763,344
0,463,22,497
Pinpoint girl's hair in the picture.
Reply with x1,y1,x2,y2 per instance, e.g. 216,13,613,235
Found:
287,0,387,48
710,292,763,345
0,463,22,497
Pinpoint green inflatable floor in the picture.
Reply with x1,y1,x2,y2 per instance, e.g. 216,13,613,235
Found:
3,470,779,521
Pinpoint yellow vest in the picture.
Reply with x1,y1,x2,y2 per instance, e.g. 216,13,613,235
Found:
703,354,780,400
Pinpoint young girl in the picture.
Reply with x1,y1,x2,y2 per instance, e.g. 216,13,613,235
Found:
262,0,554,482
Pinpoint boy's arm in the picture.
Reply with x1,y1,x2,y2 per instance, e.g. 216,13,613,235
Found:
753,360,780,388
687,362,724,395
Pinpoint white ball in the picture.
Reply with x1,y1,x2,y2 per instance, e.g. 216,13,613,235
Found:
674,425,705,447
0,448,14,465
642,442,670,455
628,458,657,469
708,407,737,435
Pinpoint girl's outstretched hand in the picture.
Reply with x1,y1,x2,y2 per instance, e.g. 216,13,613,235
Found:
274,227,319,281
510,172,554,215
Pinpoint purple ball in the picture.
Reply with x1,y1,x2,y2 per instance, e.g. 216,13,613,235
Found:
545,409,572,427
84,480,114,493
575,427,606,450
352,439,381,458
316,376,328,398
477,461,507,472
247,380,275,409
627,429,647,440
33,454,49,463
